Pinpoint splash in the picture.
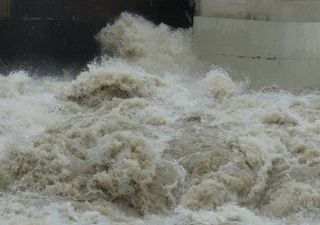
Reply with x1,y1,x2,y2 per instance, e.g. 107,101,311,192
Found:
1,13,320,225
96,13,208,76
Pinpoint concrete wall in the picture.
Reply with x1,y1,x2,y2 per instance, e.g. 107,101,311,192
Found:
195,0,320,22
193,16,320,89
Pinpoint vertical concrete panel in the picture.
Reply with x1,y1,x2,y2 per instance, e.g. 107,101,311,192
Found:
193,17,320,89
194,0,320,89
195,0,320,22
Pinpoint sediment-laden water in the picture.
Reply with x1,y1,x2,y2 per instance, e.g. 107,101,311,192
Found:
1,13,320,225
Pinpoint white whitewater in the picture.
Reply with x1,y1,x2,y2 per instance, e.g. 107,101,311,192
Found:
1,13,320,225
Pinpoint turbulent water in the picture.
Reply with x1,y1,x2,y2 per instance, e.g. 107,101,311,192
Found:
1,13,320,225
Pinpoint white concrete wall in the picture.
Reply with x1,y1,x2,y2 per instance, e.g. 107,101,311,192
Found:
193,16,320,89
195,0,320,22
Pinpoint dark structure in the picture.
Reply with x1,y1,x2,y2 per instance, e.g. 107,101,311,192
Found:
0,0,194,75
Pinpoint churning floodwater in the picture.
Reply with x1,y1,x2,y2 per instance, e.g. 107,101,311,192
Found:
1,13,320,225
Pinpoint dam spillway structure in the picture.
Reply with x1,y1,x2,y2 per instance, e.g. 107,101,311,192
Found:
0,0,193,74
193,0,320,89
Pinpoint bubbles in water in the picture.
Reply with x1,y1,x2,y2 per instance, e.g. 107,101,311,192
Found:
96,12,208,76
1,12,320,225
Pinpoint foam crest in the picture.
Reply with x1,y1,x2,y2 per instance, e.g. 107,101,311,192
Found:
63,60,165,107
198,68,239,99
96,13,208,76
0,71,32,98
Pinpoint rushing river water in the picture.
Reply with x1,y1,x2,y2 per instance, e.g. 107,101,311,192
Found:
1,13,320,225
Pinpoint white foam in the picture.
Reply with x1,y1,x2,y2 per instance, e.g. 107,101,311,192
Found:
1,13,320,225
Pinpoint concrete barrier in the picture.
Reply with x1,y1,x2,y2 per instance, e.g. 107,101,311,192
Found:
194,0,320,22
193,16,320,89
